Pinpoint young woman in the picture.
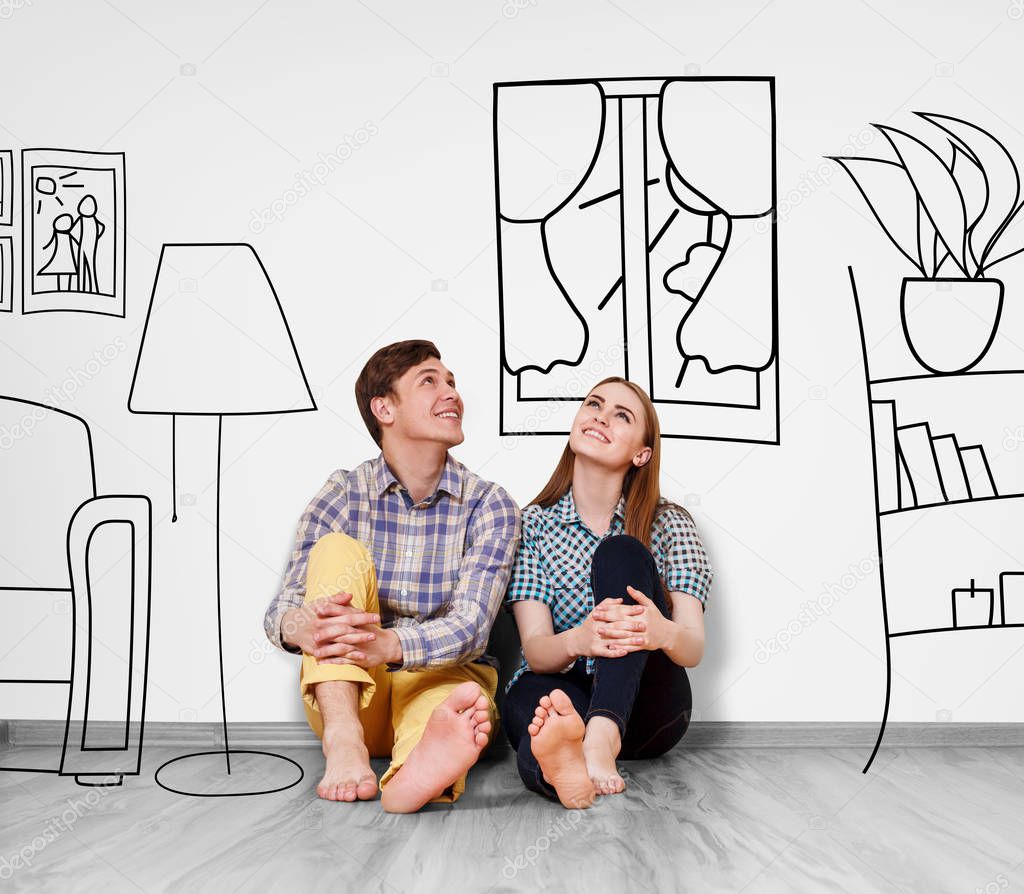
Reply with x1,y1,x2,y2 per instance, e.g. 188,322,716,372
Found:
502,376,713,809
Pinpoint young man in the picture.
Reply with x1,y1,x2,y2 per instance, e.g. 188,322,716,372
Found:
264,340,520,813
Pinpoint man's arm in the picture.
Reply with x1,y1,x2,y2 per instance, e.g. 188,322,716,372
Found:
392,487,521,670
264,473,348,654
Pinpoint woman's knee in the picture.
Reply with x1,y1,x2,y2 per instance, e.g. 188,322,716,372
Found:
594,534,651,567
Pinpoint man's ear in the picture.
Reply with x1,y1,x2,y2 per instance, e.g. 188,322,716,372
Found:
634,446,653,468
371,395,394,430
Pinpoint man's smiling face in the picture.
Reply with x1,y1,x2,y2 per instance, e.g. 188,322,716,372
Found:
380,359,465,450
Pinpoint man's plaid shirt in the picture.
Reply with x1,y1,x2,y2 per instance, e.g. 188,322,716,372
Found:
503,489,713,691
265,452,521,671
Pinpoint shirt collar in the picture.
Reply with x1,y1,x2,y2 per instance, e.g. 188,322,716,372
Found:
556,488,626,527
374,452,462,502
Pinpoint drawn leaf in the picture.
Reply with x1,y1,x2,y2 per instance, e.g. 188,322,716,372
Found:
831,156,921,272
917,200,937,276
984,200,1024,269
917,112,1020,267
877,124,968,275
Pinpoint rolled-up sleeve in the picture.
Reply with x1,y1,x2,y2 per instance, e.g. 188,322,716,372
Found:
264,473,349,653
393,486,521,670
655,505,713,609
504,508,554,610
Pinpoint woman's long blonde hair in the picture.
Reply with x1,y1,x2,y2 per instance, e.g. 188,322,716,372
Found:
528,376,688,548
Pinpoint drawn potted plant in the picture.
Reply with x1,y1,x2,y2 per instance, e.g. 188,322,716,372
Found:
831,113,1024,374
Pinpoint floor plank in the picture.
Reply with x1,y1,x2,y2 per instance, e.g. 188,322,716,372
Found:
0,742,1022,893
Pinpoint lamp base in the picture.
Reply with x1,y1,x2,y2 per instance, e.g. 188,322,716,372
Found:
155,750,304,797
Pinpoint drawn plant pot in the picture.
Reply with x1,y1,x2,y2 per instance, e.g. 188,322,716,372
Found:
900,277,1004,374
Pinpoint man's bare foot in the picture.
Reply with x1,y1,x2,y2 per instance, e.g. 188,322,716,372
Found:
380,681,492,814
529,689,596,809
318,723,378,802
583,716,625,795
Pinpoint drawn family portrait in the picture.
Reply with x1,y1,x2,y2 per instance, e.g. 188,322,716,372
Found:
21,148,125,316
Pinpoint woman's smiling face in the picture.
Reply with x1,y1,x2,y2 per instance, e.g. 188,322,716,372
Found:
568,381,652,472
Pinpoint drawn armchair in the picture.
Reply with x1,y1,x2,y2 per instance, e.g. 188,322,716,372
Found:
0,396,150,786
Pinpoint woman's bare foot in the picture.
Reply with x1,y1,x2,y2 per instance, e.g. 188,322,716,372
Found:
318,723,378,802
583,715,625,795
380,681,492,814
529,690,596,809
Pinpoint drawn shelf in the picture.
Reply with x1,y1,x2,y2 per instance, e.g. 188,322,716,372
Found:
849,267,1024,773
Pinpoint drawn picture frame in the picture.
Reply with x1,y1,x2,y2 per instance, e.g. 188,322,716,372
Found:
0,237,12,313
21,148,126,316
0,150,12,226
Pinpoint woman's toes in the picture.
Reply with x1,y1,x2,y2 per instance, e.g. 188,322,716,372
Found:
471,708,489,725
539,695,552,709
473,694,489,713
528,722,540,736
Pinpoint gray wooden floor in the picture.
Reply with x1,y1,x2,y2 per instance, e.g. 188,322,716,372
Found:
1,742,1022,893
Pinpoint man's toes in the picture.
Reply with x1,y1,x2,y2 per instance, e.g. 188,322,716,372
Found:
473,729,489,748
475,719,492,737
471,707,490,725
445,680,483,713
356,778,378,800
539,694,553,709
528,721,541,736
472,694,489,713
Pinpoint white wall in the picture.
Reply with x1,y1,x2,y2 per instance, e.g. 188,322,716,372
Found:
2,0,1024,724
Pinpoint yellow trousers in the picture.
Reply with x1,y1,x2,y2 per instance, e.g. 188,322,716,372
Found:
299,532,499,803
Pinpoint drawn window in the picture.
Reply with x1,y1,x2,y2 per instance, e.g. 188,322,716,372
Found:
495,77,778,444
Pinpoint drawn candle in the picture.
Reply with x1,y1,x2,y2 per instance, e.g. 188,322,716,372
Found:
951,578,994,628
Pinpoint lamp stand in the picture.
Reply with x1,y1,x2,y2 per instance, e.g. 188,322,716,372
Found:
155,415,304,797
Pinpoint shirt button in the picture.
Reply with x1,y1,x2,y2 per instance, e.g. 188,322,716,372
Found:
406,550,412,557
401,589,408,596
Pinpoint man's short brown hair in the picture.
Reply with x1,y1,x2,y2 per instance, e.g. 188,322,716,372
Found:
355,339,441,446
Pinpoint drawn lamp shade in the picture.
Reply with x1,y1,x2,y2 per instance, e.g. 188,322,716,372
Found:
129,243,316,797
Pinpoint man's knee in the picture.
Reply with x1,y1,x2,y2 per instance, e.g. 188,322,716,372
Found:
310,531,372,566
306,532,375,602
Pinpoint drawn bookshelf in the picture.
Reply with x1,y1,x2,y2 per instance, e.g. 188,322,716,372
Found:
849,268,1024,773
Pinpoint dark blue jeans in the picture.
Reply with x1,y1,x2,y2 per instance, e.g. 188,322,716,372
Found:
503,534,693,800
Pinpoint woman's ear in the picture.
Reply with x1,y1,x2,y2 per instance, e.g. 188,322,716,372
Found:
633,446,653,468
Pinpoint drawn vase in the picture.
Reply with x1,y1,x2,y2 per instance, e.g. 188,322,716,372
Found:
900,277,1004,374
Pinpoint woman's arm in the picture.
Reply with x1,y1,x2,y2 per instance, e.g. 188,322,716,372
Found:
598,587,705,668
660,591,705,668
511,598,641,673
511,601,580,674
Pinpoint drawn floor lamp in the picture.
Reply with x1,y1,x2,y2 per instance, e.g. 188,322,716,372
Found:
128,243,316,796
